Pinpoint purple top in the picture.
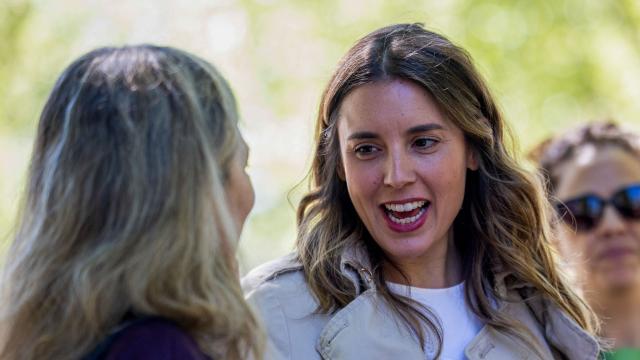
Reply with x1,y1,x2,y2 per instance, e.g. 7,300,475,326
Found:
103,318,211,360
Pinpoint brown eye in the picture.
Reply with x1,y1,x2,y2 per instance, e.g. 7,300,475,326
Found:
414,137,437,150
354,144,380,158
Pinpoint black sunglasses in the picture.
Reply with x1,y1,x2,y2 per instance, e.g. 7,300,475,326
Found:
556,183,640,232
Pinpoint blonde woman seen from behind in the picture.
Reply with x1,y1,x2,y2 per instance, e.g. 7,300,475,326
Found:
0,45,262,360
243,23,599,360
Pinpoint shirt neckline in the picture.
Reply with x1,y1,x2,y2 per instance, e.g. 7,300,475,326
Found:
386,280,465,296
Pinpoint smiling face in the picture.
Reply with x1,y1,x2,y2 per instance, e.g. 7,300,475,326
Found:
337,79,477,282
555,144,640,294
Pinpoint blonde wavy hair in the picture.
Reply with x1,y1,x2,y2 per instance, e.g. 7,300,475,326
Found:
0,45,262,359
296,23,598,356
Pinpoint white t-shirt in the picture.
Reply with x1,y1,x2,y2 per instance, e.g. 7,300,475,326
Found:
387,281,483,360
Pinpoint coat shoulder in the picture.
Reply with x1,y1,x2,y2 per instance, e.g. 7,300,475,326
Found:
242,254,325,360
242,253,318,319
242,252,305,294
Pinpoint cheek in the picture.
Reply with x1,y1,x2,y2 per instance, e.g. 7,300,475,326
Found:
427,158,467,199
345,173,380,202
557,226,590,259
631,222,640,242
442,170,465,189
344,170,382,220
226,169,255,226
242,175,255,215
343,161,380,196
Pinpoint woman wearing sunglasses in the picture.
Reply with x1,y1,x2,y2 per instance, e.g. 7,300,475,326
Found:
531,121,640,359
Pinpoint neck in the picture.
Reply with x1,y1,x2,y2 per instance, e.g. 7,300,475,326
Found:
383,233,462,288
588,285,640,348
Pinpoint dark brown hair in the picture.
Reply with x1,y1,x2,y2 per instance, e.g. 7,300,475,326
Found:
297,23,597,355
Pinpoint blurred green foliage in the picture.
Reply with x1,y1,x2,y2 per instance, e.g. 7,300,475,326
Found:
0,0,33,132
239,0,640,143
0,0,32,246
1,0,639,270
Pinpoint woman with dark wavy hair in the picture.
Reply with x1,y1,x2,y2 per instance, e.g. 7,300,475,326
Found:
244,23,599,359
0,45,262,359
531,121,640,360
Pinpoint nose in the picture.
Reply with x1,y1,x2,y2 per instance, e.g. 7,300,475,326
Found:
595,204,627,237
383,149,416,189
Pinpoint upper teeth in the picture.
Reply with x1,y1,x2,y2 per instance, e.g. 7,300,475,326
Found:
384,201,426,212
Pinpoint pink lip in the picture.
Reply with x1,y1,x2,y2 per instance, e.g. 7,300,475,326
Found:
597,247,636,261
380,200,429,233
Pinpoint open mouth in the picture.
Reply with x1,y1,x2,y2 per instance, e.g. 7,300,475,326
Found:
382,200,430,226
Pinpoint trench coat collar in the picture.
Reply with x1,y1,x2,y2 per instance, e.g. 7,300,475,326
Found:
337,244,600,360
339,242,376,292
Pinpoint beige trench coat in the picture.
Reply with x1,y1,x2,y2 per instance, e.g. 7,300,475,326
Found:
242,247,599,360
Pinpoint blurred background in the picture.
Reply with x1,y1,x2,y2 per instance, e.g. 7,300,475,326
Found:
1,0,639,273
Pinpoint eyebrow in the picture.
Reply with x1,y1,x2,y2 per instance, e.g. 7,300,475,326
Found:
346,123,445,141
407,124,444,134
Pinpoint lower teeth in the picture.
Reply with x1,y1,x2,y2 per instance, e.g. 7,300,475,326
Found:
388,208,425,225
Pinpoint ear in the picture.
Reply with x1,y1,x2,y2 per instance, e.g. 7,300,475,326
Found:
466,148,479,171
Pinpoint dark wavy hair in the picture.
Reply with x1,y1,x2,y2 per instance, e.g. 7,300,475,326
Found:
296,23,598,356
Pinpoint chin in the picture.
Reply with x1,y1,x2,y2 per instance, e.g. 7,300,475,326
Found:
382,242,434,263
598,268,640,294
